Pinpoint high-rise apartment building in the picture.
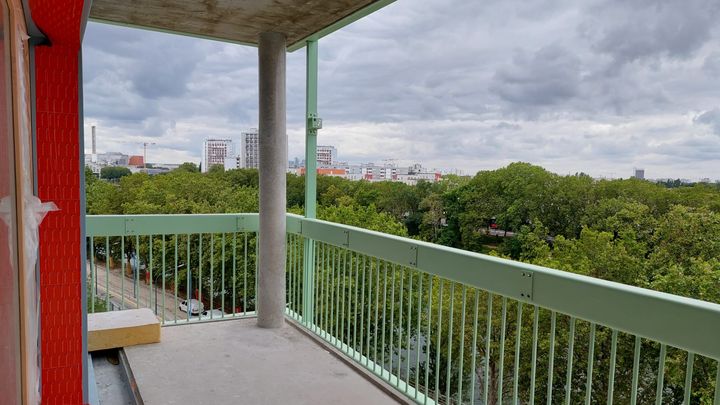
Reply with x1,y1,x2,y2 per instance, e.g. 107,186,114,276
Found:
202,138,234,172
633,168,645,180
317,145,337,166
239,129,260,169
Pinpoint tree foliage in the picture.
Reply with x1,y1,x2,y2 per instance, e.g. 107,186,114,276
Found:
100,166,131,180
86,162,720,403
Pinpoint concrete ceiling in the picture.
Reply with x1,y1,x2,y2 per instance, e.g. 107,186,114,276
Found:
89,0,393,51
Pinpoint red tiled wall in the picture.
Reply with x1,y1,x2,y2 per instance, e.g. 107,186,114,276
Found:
29,0,86,403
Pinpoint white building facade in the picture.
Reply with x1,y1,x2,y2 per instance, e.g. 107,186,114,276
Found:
238,129,259,169
316,145,337,167
202,138,234,172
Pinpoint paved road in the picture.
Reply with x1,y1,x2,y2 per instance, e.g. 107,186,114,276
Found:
87,261,204,323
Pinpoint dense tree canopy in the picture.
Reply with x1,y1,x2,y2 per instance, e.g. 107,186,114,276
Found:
100,166,131,180
86,161,720,304
86,162,720,404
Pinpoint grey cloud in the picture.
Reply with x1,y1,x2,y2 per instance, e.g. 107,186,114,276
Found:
582,0,720,68
494,122,522,130
490,46,581,111
82,0,720,180
703,52,720,74
694,108,720,135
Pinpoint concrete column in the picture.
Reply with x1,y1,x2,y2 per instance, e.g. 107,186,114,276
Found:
257,32,287,328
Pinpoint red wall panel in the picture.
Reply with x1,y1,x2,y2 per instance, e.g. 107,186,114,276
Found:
29,0,86,403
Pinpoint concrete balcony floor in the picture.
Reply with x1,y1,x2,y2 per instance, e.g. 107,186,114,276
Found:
123,317,402,404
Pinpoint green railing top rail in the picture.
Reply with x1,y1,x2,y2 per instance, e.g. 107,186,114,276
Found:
86,213,720,360
86,213,260,236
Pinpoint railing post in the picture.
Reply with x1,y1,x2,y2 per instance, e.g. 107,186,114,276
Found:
302,39,319,327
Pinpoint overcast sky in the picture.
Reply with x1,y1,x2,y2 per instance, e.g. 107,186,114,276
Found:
82,0,720,180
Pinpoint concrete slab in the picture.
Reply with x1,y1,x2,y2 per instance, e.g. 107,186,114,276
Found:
89,0,389,50
124,318,400,404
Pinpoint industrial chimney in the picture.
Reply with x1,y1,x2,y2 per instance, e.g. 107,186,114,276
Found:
91,125,97,154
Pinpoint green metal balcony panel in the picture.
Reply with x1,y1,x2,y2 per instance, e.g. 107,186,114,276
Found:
84,214,720,360
88,0,396,51
85,215,126,237
286,213,303,235
86,214,259,236
297,217,720,360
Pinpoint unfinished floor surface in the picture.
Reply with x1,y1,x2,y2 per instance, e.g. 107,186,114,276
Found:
124,318,400,404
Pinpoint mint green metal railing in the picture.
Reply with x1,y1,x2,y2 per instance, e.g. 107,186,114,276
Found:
285,214,720,405
87,214,720,404
86,214,260,324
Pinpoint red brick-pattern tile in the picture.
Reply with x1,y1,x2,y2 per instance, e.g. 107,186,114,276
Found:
29,0,86,403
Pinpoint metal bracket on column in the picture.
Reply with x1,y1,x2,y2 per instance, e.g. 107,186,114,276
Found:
307,113,322,134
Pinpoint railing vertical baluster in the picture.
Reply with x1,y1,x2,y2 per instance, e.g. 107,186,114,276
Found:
655,344,666,405
607,329,618,405
434,279,444,404
161,235,166,323
683,352,695,405
388,264,396,378
301,237,305,319
135,235,140,307
295,235,301,318
396,266,404,384
243,233,247,316
405,271,412,385
445,282,455,403
287,235,292,316
513,302,523,405
121,236,125,310
458,285,467,404
285,233,295,318
416,272,423,398
313,242,319,326
360,254,367,365
333,245,340,338
254,233,258,313
374,257,380,366
484,293,493,405
186,234,190,322
585,323,596,405
498,297,507,405
530,305,539,405
564,317,576,405
315,240,321,328
232,232,236,317
322,243,328,336
209,234,214,318
547,311,557,405
329,245,335,341
353,252,359,354
221,233,225,317
631,336,641,405
320,243,326,335
714,361,720,405
366,255,373,367
342,250,349,349
104,236,110,310
423,273,432,404
326,244,332,341
469,289,480,405
381,261,388,370
90,237,95,313
174,235,178,323
149,235,153,313
198,234,203,311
